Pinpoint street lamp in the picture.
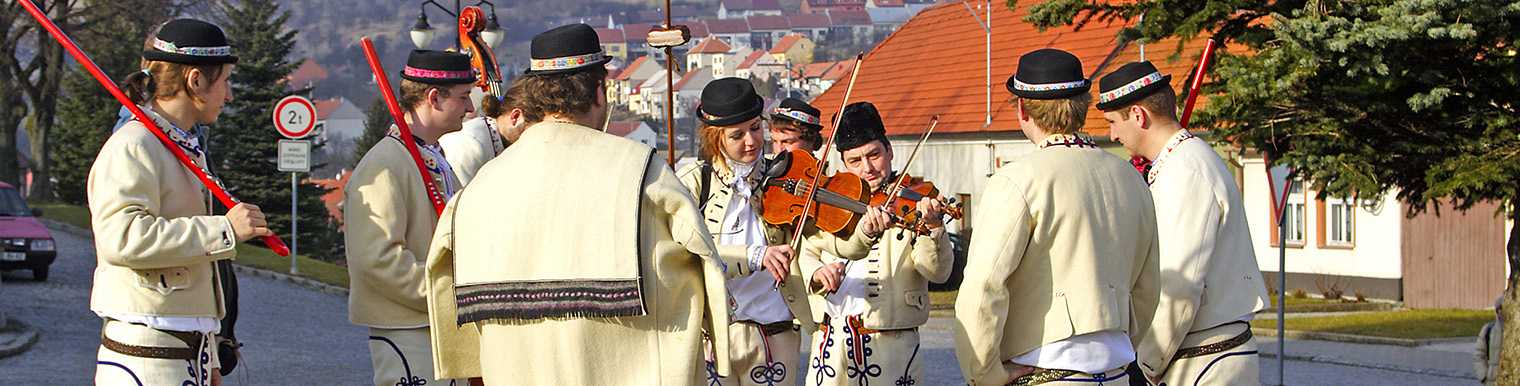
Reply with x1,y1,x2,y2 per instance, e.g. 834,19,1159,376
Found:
409,0,506,50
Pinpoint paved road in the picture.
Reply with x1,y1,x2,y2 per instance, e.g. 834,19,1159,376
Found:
0,221,369,385
0,220,1484,385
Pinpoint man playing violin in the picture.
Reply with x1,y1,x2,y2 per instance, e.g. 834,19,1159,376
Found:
799,101,955,386
676,77,891,386
954,48,1160,386
768,97,824,154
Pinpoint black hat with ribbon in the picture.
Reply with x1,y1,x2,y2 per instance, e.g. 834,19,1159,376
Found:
770,98,823,130
526,23,613,75
401,50,475,85
697,77,765,127
835,101,887,151
1096,61,1172,111
1005,48,1089,100
141,19,238,65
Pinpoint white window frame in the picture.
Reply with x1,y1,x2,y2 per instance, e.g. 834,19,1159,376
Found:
1284,181,1307,245
1325,196,1355,246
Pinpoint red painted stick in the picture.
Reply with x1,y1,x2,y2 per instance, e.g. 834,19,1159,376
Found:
17,0,290,256
1179,38,1219,128
359,37,447,214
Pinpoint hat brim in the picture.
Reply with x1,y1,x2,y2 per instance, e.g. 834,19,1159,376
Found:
523,56,613,76
1005,76,1090,100
699,101,765,127
399,72,476,85
142,50,238,65
1095,75,1172,111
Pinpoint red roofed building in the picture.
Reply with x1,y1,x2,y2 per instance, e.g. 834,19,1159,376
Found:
786,13,833,41
620,24,655,59
310,172,350,226
746,15,792,49
605,121,659,147
803,0,866,14
686,38,734,73
595,28,629,60
807,1,1213,235
826,9,874,43
734,50,780,81
768,33,815,66
704,18,752,50
719,0,784,19
286,60,328,90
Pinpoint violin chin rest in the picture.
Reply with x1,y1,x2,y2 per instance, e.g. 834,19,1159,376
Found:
765,151,792,179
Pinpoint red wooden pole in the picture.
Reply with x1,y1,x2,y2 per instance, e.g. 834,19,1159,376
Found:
17,0,289,255
360,37,448,214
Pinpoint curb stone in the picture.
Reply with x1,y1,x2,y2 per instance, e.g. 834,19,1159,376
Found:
231,265,348,298
1256,349,1477,380
0,317,40,359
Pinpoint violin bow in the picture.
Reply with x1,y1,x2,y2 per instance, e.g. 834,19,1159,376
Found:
787,53,865,249
361,37,448,214
882,115,939,205
16,0,291,256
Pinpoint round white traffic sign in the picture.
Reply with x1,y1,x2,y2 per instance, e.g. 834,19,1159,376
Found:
273,95,317,139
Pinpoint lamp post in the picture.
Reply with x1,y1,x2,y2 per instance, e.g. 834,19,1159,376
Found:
409,0,506,49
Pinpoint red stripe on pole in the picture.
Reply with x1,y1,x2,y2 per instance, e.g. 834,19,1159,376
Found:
1179,38,1219,128
17,0,289,256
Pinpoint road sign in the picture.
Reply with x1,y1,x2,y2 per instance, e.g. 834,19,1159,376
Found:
278,140,311,172
273,95,317,139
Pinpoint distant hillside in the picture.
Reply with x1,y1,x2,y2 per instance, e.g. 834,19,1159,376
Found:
274,0,717,103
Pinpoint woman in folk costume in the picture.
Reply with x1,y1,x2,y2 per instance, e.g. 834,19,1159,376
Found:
675,77,891,386
345,49,472,386
89,19,271,386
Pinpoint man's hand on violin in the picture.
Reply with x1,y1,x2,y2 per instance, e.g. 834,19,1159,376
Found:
917,198,945,228
811,261,846,292
860,207,891,238
760,245,794,282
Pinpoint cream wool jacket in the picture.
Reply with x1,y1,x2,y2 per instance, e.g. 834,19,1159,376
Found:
345,134,462,328
425,121,732,383
437,117,501,187
802,221,954,330
954,144,1162,386
1135,137,1271,378
675,161,879,332
88,110,236,318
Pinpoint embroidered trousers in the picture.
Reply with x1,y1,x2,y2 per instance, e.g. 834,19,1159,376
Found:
95,320,217,386
368,327,457,386
805,316,923,386
709,321,801,386
1157,324,1259,386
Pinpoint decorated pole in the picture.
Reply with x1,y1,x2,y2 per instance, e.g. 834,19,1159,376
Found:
360,37,448,214
17,0,290,256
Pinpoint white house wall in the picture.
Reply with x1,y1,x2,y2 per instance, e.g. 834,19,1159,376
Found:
1241,157,1403,280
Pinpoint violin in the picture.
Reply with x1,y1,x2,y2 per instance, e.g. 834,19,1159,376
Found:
871,174,964,230
459,6,503,98
761,149,870,238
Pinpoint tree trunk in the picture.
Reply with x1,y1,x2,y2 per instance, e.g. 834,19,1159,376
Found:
25,23,65,201
0,3,24,188
1498,197,1520,386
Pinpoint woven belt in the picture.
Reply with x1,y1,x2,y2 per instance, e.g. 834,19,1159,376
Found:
101,324,203,361
1173,326,1253,361
737,320,793,336
1005,368,1079,386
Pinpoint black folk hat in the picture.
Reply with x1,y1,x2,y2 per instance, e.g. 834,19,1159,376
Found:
697,77,765,127
401,50,475,85
770,98,823,130
141,19,238,65
835,101,887,151
1096,61,1172,111
526,23,613,75
1005,48,1090,100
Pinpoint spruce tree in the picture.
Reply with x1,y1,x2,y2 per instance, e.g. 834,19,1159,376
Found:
354,95,393,162
214,0,342,260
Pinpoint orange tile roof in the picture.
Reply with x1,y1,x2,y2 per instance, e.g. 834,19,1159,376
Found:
621,24,655,43
595,28,625,43
615,56,650,80
769,33,803,54
691,37,733,54
788,13,833,28
705,18,751,34
738,50,769,69
809,2,1213,138
821,59,856,81
872,0,904,7
287,60,328,87
310,171,351,224
312,99,343,120
747,15,790,31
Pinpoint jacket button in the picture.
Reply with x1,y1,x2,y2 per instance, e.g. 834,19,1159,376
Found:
786,295,796,302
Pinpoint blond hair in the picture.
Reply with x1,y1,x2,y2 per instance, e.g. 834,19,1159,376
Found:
1016,93,1092,134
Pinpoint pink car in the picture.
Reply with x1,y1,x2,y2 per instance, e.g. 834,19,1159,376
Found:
0,182,56,281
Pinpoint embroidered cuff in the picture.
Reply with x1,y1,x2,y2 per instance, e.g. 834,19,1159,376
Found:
747,244,766,272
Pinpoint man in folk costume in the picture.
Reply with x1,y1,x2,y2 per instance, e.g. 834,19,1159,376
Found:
800,101,955,386
954,48,1161,386
423,23,733,384
440,77,541,186
89,19,270,386
346,49,473,386
675,78,891,386
1098,61,1271,386
768,97,824,154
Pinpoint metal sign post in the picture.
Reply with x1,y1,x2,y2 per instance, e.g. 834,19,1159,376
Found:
275,96,316,273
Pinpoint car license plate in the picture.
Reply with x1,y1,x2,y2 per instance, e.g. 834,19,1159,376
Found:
1,252,24,262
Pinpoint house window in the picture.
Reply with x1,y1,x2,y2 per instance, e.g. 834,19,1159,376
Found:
1284,181,1306,245
1324,196,1355,246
